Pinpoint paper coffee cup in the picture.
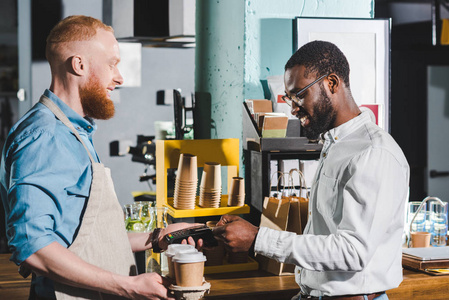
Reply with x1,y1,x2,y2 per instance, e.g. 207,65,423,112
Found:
176,153,198,182
201,162,222,189
173,252,207,287
165,244,197,279
230,177,244,195
206,221,218,228
228,177,245,206
411,231,431,248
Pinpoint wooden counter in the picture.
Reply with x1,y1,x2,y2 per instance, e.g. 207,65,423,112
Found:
1,253,449,299
204,270,298,299
204,268,449,300
0,254,30,299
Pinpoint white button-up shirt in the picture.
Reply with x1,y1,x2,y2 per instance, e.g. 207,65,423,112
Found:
254,111,410,297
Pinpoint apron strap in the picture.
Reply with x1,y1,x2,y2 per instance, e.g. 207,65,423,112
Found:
39,95,95,163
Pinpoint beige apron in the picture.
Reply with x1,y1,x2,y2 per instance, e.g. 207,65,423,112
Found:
39,96,137,300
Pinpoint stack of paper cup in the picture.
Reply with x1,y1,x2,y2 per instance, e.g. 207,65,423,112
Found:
173,252,207,287
165,244,198,279
228,177,245,207
174,153,198,210
199,162,222,208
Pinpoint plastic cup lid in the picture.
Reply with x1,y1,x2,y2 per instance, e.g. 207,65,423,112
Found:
165,244,197,257
172,251,207,263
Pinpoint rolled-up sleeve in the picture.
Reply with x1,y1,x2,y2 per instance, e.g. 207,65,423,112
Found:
3,127,88,265
7,183,60,264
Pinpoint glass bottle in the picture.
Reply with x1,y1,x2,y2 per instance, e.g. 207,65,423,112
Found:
146,207,169,275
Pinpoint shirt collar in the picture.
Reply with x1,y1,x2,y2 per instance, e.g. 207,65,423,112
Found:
323,110,372,143
44,89,97,134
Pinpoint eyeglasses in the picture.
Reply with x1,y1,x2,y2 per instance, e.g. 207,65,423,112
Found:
281,74,329,107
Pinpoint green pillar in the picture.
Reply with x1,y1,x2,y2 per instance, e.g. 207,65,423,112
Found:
195,0,374,139
194,0,374,177
195,0,245,140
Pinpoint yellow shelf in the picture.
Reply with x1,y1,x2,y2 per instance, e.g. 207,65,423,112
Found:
165,204,250,218
164,195,250,218
156,139,249,219
204,256,258,274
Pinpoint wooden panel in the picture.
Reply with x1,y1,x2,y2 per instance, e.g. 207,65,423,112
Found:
387,269,449,300
0,254,30,299
204,270,299,299
2,253,449,300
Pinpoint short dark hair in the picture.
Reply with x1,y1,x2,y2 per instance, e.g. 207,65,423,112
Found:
285,40,350,87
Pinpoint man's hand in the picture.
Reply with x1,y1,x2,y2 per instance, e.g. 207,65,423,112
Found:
23,242,176,299
125,272,175,300
159,223,204,251
213,215,259,253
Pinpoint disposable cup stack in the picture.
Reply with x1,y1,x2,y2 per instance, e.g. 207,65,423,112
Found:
173,153,198,210
199,162,222,208
228,177,245,207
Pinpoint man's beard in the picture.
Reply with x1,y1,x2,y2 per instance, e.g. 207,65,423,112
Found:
301,85,337,140
79,77,115,120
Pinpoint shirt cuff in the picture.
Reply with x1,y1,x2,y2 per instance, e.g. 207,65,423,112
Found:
255,226,296,262
10,234,56,265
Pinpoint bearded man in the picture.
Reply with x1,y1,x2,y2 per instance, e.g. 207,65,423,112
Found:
213,41,410,300
0,15,196,300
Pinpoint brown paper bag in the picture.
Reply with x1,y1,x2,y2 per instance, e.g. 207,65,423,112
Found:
259,172,293,231
288,169,309,233
257,172,303,275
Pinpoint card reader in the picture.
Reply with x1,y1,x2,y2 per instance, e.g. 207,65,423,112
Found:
163,225,218,247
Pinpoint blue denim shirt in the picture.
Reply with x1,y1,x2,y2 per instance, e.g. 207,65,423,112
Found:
1,89,99,265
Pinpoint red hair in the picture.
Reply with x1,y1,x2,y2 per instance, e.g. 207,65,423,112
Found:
45,15,113,60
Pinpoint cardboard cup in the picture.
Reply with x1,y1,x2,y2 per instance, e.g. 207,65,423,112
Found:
173,178,197,209
165,244,197,279
201,162,222,190
199,187,222,208
173,252,206,287
176,153,198,182
230,177,245,195
411,232,431,248
206,221,218,228
228,194,245,207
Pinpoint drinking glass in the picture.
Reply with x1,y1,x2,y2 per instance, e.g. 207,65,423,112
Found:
429,200,448,247
134,201,155,232
123,201,155,233
124,204,143,232
408,201,426,233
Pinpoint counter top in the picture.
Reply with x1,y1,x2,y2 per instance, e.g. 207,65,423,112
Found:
1,253,449,299
204,270,298,299
0,253,30,299
203,268,449,300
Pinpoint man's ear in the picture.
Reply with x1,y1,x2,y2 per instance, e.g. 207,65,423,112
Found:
327,74,340,94
70,55,85,76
